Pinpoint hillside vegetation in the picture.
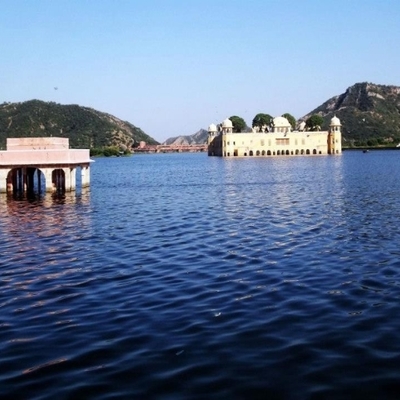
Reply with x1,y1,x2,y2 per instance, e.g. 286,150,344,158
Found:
301,82,400,147
0,100,158,150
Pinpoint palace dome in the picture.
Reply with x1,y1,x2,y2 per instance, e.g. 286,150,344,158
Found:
330,115,341,126
208,123,217,132
273,116,291,127
222,118,233,128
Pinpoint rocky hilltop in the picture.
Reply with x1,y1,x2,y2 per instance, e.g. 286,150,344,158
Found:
301,82,400,146
162,129,208,145
0,100,159,150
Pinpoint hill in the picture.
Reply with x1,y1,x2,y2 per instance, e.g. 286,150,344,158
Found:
301,82,400,146
0,100,159,150
163,129,208,145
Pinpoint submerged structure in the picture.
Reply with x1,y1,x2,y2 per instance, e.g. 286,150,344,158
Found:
0,137,92,194
208,116,342,157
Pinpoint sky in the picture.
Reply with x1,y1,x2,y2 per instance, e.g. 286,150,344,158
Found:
1,0,400,143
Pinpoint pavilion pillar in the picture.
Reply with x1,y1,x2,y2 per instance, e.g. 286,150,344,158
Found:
85,165,90,187
1,165,90,195
43,168,54,192
22,167,28,192
81,166,90,188
69,167,76,191
81,166,86,187
0,169,10,193
64,168,71,192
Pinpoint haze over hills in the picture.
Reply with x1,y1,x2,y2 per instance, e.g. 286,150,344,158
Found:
0,100,159,150
162,129,208,146
165,83,400,147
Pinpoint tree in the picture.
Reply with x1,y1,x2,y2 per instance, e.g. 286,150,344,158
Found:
252,113,273,131
305,114,324,131
282,113,296,130
229,115,246,133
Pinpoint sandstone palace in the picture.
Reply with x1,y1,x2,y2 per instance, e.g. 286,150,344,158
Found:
207,116,342,157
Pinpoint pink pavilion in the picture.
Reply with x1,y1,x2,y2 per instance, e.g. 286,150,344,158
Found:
0,137,92,194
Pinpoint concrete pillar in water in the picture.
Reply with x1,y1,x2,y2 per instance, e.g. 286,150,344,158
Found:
12,169,18,192
86,166,91,186
22,167,28,192
0,169,10,193
64,168,71,192
70,167,76,191
82,166,90,187
81,167,85,187
43,168,54,192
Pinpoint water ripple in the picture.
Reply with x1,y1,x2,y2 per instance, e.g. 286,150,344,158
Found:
2,152,400,398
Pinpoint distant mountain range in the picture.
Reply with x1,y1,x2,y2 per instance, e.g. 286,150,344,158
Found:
164,82,400,147
0,99,159,150
162,129,208,145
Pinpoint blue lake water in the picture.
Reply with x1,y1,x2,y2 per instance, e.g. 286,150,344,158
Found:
1,151,400,399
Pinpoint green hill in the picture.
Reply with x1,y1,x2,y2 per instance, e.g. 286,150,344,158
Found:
301,82,400,147
0,100,159,150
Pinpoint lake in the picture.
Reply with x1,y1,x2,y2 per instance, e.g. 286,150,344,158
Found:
1,150,400,399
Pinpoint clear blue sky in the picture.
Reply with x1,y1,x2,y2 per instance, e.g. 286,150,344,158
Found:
1,0,399,142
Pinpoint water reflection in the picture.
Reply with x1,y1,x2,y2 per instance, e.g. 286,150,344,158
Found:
2,189,90,213
2,188,91,207
0,189,92,256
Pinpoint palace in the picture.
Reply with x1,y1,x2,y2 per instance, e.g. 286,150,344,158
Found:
207,116,342,157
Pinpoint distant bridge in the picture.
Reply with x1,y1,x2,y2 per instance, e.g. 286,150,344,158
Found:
133,143,207,154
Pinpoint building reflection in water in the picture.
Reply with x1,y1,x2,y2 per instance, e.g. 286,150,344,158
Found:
213,156,346,253
0,189,92,272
